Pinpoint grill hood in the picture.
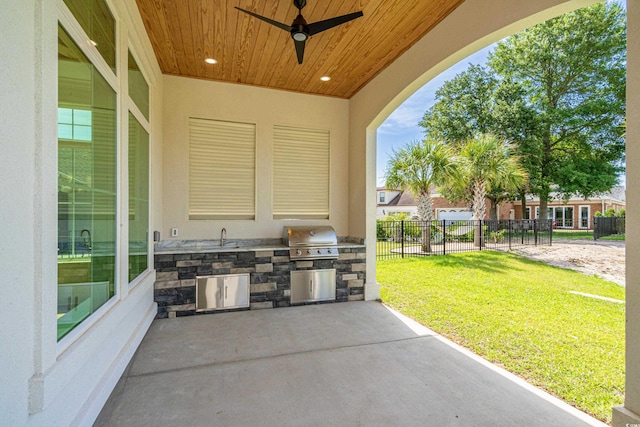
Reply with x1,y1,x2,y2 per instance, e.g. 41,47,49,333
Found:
283,226,339,260
283,226,338,247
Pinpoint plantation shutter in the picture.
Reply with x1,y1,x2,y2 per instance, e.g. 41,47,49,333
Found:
273,125,329,219
189,118,256,220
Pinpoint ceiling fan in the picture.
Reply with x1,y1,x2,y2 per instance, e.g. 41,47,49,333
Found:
235,0,363,65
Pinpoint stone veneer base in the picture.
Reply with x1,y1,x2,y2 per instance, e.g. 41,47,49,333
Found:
154,248,366,318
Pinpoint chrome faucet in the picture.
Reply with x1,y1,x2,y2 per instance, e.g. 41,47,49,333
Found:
80,229,92,250
220,228,227,246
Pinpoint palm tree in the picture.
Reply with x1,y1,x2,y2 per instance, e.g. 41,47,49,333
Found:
454,134,528,246
384,140,458,252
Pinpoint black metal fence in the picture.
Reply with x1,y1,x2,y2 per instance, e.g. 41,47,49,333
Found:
377,219,553,260
593,216,625,240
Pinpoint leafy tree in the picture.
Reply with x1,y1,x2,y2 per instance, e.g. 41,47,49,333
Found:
488,2,626,218
443,134,527,245
420,2,626,219
385,212,411,221
384,140,458,252
420,65,498,142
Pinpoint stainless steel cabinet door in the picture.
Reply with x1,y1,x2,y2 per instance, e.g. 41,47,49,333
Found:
196,276,223,311
196,274,249,311
222,274,249,308
290,269,336,304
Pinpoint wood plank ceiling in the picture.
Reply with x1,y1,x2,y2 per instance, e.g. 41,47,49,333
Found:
135,0,465,99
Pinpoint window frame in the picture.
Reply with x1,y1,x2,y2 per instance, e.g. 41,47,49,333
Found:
127,112,150,285
579,205,590,229
57,10,121,348
127,49,150,121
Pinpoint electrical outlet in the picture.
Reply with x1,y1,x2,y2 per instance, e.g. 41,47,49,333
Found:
171,228,179,237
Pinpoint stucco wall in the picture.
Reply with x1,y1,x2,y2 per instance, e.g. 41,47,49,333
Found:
0,1,40,424
161,75,350,240
625,0,640,413
614,0,640,424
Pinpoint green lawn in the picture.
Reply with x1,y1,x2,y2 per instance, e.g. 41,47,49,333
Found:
552,230,625,241
377,251,624,424
600,235,626,241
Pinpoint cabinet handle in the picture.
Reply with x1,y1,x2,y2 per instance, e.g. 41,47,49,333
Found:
225,285,228,299
309,280,313,294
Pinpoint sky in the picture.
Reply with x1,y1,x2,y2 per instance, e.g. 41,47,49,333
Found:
376,0,626,188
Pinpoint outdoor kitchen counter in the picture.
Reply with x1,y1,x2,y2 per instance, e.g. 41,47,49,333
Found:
153,239,367,318
154,239,365,255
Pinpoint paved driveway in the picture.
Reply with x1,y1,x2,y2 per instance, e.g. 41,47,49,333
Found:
95,302,605,426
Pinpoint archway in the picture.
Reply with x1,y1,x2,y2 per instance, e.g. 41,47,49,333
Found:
349,0,602,299
347,0,640,425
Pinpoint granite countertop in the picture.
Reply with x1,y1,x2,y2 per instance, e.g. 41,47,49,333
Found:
154,239,365,255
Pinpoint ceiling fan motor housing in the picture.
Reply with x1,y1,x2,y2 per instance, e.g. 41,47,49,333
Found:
291,14,309,41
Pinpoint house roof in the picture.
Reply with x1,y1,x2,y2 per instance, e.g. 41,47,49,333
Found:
525,185,626,204
134,0,464,99
385,191,416,207
604,185,626,202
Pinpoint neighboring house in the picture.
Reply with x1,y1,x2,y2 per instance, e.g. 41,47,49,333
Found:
377,186,626,230
507,186,626,230
376,187,417,218
376,187,477,221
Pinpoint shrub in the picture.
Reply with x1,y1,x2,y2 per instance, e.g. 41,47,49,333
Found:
489,229,506,243
376,220,390,240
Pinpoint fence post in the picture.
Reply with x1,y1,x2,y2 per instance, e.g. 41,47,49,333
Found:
508,220,512,250
533,220,538,246
401,221,405,258
479,220,482,251
442,220,446,255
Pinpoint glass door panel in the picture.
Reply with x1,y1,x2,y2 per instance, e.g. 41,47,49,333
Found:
580,207,589,228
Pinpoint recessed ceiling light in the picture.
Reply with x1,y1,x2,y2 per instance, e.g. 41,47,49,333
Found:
205,58,218,64
320,76,331,82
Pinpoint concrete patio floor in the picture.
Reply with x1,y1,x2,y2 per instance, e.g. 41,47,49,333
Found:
95,301,606,426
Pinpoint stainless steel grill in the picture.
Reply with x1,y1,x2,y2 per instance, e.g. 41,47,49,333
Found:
283,226,339,260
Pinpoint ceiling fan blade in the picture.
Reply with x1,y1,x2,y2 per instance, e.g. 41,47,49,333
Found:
294,39,306,64
235,7,292,32
307,11,363,36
